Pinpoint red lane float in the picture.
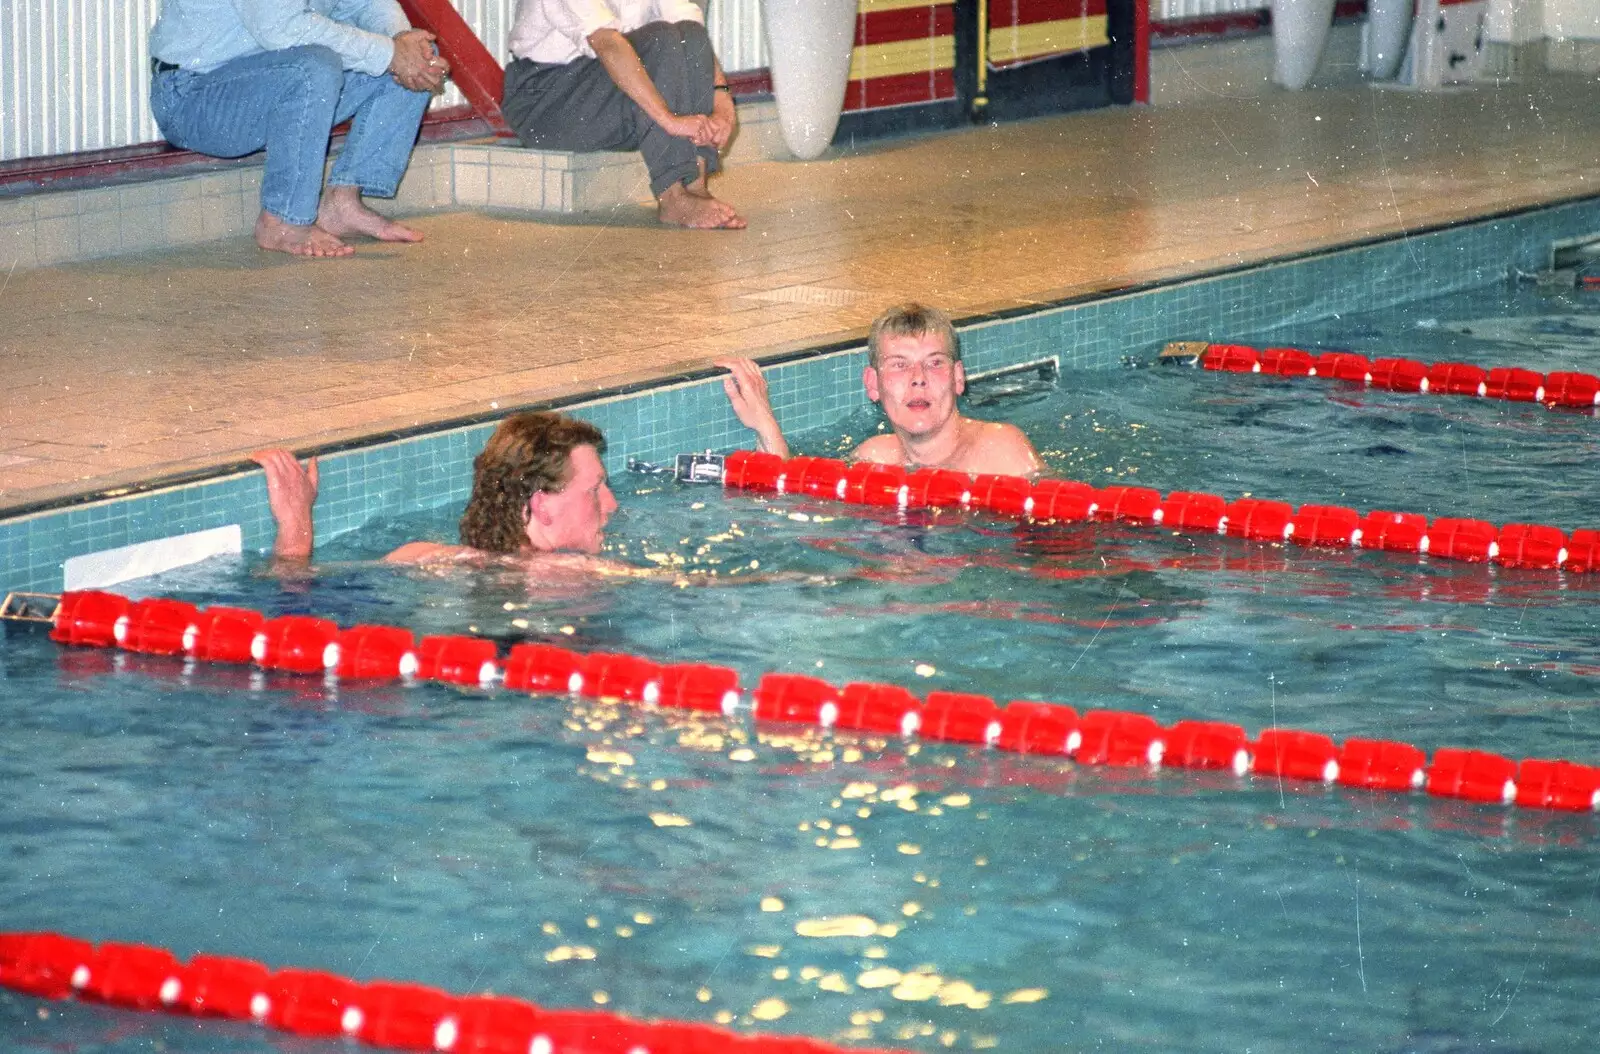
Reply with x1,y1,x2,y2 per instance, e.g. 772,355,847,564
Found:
722,450,784,491
1074,710,1164,767
1543,371,1600,408
417,635,499,687
1191,342,1600,415
50,590,130,648
1094,485,1162,524
1290,504,1361,548
186,606,265,664
115,598,200,656
1485,367,1545,403
1201,343,1259,372
579,652,662,704
1029,479,1096,522
835,682,921,736
1224,498,1293,541
1316,352,1371,382
657,663,741,714
920,691,1002,745
1369,357,1428,393
901,467,970,508
338,625,419,680
1425,518,1499,562
1164,720,1250,775
1427,748,1517,804
503,643,585,695
1157,491,1227,533
252,615,339,674
1253,730,1339,783
1337,738,1426,792
1426,361,1488,397
752,673,839,726
30,590,1600,817
1515,759,1600,812
1565,529,1600,573
968,473,1033,516
1495,524,1567,570
1358,510,1428,553
782,456,849,499
993,702,1081,755
0,934,915,1054
1259,347,1315,376
840,462,905,506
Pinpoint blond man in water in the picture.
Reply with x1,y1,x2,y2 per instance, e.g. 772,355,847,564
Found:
719,303,1042,477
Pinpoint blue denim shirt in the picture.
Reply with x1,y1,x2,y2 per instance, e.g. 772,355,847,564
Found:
150,0,411,77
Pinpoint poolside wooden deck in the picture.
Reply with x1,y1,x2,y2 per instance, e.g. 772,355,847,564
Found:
5,67,1600,513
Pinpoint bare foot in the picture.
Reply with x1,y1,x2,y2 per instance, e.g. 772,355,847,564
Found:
254,211,353,258
658,182,746,230
316,185,424,243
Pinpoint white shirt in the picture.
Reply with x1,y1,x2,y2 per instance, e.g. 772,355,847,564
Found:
508,0,705,65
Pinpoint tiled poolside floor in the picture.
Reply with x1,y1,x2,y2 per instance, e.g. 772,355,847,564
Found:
5,67,1600,513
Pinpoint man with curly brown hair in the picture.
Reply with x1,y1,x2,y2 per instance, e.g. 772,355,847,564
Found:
252,411,616,563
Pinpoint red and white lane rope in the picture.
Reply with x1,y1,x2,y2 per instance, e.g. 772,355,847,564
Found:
1190,341,1600,411
0,931,889,1054
719,450,1596,571
31,589,1600,813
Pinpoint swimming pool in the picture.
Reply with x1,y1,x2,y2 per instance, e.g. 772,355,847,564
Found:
4,278,1600,1052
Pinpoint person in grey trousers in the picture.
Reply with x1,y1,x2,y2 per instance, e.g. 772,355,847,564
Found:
503,0,744,229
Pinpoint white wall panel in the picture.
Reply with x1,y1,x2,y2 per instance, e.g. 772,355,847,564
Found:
1153,0,1268,20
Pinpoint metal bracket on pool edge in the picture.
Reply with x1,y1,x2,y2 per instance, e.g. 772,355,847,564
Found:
1,591,60,630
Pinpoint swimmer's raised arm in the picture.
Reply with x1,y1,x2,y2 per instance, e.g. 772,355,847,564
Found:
250,449,318,561
717,358,790,458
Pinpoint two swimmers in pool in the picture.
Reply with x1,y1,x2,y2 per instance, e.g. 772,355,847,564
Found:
254,302,1039,561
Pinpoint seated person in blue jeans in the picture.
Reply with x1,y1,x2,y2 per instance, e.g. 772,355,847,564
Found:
504,0,744,230
149,0,449,258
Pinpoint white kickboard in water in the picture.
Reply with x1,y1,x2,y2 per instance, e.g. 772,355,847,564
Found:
63,524,243,591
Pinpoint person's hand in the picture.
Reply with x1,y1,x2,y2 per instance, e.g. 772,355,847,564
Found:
390,29,446,92
662,112,715,147
250,449,318,559
708,90,737,150
717,358,788,457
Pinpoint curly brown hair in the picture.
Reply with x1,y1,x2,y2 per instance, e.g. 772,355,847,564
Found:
458,412,607,553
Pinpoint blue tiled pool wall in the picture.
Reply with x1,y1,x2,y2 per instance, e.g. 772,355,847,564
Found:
6,196,1600,594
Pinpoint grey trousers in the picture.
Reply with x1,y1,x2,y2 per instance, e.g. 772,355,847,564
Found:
503,20,721,197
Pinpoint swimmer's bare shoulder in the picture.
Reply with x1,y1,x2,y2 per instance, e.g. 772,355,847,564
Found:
958,420,1042,477
851,433,904,464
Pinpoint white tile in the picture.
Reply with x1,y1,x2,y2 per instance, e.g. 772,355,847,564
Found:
77,188,120,215
544,170,568,211
488,164,543,209
33,192,78,220
162,201,207,244
0,198,35,226
453,160,489,205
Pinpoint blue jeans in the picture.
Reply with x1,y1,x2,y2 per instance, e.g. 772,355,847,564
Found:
151,46,430,226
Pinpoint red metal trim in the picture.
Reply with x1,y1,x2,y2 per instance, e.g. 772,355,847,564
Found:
1150,11,1266,40
725,68,773,98
396,0,510,134
989,0,1109,29
857,5,957,46
1134,0,1150,104
843,68,957,112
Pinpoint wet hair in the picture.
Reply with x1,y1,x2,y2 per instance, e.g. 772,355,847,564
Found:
458,412,606,553
866,302,960,368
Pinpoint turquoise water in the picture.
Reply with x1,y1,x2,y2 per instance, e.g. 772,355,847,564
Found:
4,280,1600,1052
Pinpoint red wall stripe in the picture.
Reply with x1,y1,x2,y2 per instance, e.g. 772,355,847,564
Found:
844,68,958,112
856,5,957,47
989,0,1109,30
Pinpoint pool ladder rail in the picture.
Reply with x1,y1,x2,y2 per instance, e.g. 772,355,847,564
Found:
18,587,1600,815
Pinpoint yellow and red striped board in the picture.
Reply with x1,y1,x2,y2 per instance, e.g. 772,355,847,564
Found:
844,0,957,113
988,0,1110,70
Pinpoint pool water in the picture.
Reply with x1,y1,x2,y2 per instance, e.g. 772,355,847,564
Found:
4,280,1600,1053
